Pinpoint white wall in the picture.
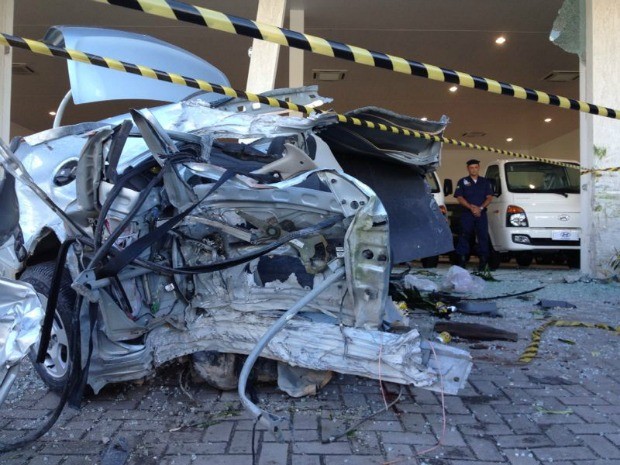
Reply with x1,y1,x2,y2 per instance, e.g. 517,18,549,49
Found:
530,129,579,162
581,0,620,277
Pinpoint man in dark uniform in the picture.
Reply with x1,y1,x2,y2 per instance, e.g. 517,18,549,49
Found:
454,159,494,270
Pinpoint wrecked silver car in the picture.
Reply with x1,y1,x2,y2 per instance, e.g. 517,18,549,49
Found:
0,27,469,440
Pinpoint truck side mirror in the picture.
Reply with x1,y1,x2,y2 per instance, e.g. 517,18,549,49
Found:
443,179,453,196
489,179,501,196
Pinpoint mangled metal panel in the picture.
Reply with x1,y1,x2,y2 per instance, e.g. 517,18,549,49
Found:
0,278,43,366
319,108,453,262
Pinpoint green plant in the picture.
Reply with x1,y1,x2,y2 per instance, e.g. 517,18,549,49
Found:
594,145,607,160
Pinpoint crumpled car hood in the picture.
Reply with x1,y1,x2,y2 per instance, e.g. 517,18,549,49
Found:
44,26,230,105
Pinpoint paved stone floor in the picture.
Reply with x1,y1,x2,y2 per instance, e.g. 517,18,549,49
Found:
1,267,619,464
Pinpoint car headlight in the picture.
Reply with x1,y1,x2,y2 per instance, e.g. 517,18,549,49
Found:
506,205,528,227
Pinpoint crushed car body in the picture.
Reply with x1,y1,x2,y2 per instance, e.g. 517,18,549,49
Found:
0,27,469,438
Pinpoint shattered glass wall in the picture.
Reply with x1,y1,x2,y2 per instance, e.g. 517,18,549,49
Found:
550,0,586,60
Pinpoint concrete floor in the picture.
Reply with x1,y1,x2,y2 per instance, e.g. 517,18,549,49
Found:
1,266,619,465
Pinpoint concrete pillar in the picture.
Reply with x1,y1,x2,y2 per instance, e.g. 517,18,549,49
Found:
580,0,620,277
288,7,304,88
246,0,286,94
0,0,14,142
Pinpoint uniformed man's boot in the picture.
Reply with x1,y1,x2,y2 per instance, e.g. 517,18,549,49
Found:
478,257,488,271
458,255,468,268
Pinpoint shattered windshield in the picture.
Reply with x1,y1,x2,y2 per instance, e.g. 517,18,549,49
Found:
505,161,580,194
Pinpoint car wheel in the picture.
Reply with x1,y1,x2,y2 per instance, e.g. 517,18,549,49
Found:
516,253,533,267
421,256,439,268
20,262,76,392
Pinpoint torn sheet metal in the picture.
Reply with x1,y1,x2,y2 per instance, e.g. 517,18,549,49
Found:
318,109,452,263
0,278,43,366
150,309,471,395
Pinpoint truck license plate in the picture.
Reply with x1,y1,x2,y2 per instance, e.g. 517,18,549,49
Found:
552,230,579,241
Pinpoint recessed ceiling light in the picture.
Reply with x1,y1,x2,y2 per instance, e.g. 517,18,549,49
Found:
49,111,57,116
495,36,507,45
506,137,513,142
421,117,428,121
449,86,458,92
542,70,579,82
462,131,487,138
544,118,552,123
312,69,347,81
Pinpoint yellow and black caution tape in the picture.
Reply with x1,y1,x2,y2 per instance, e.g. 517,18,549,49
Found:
91,0,620,121
581,166,620,174
1,32,617,175
519,319,620,363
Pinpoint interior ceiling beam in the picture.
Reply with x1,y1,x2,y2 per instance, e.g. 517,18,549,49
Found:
1,0,14,141
246,0,286,94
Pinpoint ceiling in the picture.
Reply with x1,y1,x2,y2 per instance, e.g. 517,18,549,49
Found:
10,0,579,150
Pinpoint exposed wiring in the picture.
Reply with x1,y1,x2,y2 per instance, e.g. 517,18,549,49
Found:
415,341,446,457
322,384,404,444
380,342,448,465
378,334,389,411
461,285,545,301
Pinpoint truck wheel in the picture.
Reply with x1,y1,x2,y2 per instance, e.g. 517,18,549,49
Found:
488,249,501,270
516,253,533,267
421,256,439,268
535,254,552,265
20,262,76,392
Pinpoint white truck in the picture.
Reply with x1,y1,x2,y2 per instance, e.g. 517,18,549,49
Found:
483,159,580,268
419,171,451,268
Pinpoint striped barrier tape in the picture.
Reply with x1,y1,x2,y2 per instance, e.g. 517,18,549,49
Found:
519,319,620,363
91,0,620,121
1,32,616,174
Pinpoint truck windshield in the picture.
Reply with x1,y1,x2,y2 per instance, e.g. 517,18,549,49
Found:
505,162,580,194
425,172,440,193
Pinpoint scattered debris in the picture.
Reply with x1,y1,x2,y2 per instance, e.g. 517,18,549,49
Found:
440,266,485,294
433,322,518,342
100,436,130,465
526,375,572,386
535,406,573,415
519,319,619,363
456,301,499,317
538,299,577,309
403,274,438,292
472,268,499,281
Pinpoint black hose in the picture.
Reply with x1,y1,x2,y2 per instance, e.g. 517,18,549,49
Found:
36,238,78,363
131,215,343,276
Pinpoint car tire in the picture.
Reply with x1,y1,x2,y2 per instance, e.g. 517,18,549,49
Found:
516,253,533,267
20,261,76,392
421,256,439,268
